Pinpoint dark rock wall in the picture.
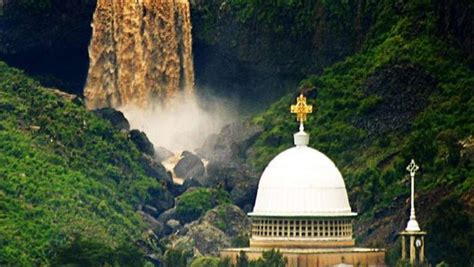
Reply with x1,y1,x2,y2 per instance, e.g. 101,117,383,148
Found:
0,0,471,108
190,0,374,110
0,0,96,94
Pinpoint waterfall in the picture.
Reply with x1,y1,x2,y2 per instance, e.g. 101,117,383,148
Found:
84,0,195,109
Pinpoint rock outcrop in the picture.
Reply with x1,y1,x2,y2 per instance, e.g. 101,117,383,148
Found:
197,121,262,210
164,204,251,257
355,63,438,137
174,151,205,180
93,108,130,132
129,130,155,156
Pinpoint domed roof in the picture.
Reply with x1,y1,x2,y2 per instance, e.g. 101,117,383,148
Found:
249,131,356,217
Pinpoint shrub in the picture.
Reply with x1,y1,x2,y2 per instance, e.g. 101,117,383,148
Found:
176,188,231,222
190,256,221,267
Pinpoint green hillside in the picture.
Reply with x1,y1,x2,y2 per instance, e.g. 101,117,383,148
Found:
0,62,163,266
247,1,474,266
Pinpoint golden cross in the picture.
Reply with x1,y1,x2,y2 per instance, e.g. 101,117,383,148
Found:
290,94,313,125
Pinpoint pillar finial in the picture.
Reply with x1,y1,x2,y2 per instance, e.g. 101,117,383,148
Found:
405,159,421,232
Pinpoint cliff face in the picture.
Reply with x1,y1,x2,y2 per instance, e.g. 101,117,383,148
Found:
0,1,471,109
191,0,374,110
191,0,473,110
0,0,96,94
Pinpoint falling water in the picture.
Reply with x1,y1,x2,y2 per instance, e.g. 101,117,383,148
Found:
84,0,195,109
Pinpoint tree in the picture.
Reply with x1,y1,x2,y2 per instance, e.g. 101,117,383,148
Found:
426,196,473,266
257,249,287,267
236,250,249,267
164,248,187,267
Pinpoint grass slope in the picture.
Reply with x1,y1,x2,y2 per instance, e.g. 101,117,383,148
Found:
248,2,473,266
0,62,161,266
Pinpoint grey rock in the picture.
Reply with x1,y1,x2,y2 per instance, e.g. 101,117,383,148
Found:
158,208,178,223
155,146,174,162
197,121,263,163
205,161,259,209
171,221,230,257
174,151,205,180
202,204,251,238
129,129,155,156
139,211,165,235
139,154,173,185
143,204,159,218
146,187,175,214
230,180,259,211
93,108,130,132
166,219,183,235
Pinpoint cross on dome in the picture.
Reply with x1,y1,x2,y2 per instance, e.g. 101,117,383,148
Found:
290,94,313,131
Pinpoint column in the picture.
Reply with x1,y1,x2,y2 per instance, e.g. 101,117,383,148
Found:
420,236,425,263
410,235,415,265
401,235,406,260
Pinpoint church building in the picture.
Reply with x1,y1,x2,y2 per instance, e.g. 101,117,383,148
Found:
220,94,386,266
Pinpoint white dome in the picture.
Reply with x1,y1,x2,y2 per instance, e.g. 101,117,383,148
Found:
250,132,356,217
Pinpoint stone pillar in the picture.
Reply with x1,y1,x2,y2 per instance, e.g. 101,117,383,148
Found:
420,236,425,263
410,235,415,264
401,235,406,260
400,231,426,264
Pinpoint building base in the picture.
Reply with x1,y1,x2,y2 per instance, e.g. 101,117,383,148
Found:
220,247,386,267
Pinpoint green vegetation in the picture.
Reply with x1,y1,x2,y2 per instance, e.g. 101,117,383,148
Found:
247,0,473,266
187,249,286,267
52,235,145,266
236,249,286,267
0,62,162,265
190,256,221,267
426,196,473,265
163,248,188,267
176,188,231,222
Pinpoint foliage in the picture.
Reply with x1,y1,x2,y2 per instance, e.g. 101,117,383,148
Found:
234,249,287,267
218,257,233,267
190,256,221,267
426,196,474,266
163,248,187,267
52,235,145,266
236,250,249,267
247,0,474,265
0,62,162,265
231,234,250,248
176,188,231,222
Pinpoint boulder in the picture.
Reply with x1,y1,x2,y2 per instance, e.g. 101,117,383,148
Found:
93,108,130,132
178,178,203,195
139,154,173,186
142,204,160,218
129,129,155,156
146,187,175,214
155,146,174,162
158,207,179,223
174,151,205,180
171,221,230,257
139,211,165,236
197,121,263,163
230,180,259,212
204,162,259,209
166,219,183,234
202,204,251,238
163,205,250,257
